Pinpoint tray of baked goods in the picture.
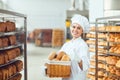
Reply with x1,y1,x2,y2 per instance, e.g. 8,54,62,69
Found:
96,26,120,32
45,51,71,78
0,47,23,66
0,59,23,80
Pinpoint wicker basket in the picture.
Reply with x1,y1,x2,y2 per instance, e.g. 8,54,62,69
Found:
46,60,71,78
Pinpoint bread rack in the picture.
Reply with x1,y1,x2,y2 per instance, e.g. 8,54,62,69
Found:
0,9,27,80
95,15,120,80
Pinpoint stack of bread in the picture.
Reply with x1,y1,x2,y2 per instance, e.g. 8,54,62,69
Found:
52,29,64,47
0,21,16,32
106,56,119,65
41,29,52,47
109,44,120,54
103,74,120,80
87,74,103,80
89,47,106,54
90,26,96,31
116,59,120,68
46,51,71,78
0,60,23,80
106,33,120,42
97,26,120,32
0,47,21,65
8,73,22,80
0,35,17,48
86,33,106,39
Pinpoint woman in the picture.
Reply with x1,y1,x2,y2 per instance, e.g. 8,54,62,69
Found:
59,14,90,80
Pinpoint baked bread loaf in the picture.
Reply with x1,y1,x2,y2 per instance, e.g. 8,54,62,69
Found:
0,22,6,32
8,35,16,45
90,26,95,31
106,56,119,65
88,68,95,73
7,65,14,77
0,70,2,80
6,49,16,60
0,39,2,48
14,48,21,57
0,53,4,65
12,64,17,75
14,60,23,72
4,52,9,64
116,68,120,76
56,51,66,60
61,55,70,61
1,68,9,80
2,37,8,47
48,51,57,60
98,63,105,69
8,73,22,80
98,55,106,61
6,21,16,32
116,59,120,68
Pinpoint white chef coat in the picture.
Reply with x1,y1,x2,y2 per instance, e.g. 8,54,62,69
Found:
59,37,90,80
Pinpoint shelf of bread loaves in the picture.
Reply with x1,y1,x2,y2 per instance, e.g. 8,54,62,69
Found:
95,25,120,79
0,9,27,80
86,27,97,80
0,59,23,80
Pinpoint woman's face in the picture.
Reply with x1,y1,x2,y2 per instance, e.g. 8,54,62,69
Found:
70,23,83,39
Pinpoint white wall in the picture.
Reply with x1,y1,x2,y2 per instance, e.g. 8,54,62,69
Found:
7,0,70,31
89,0,104,23
6,0,105,30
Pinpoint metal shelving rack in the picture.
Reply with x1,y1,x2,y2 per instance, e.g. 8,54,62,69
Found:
0,9,27,80
95,15,120,80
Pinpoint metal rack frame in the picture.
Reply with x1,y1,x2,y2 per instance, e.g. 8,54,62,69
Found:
0,9,27,80
95,15,120,80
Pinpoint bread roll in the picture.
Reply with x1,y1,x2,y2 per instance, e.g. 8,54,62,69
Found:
90,61,95,66
48,51,57,60
106,56,118,65
61,55,70,61
116,60,120,68
88,68,95,73
90,26,95,31
56,51,66,60
116,68,120,76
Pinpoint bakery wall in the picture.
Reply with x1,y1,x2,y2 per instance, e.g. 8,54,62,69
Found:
89,0,104,23
6,0,70,31
2,0,105,30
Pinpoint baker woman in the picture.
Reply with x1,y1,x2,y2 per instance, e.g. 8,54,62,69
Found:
60,14,90,80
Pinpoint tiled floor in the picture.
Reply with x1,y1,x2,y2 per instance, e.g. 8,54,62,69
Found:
26,43,61,80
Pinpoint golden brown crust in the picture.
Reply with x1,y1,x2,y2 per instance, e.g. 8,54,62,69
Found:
48,51,57,60
56,51,66,60
61,55,70,61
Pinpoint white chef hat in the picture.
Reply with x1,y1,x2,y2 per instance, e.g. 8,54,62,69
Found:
71,14,90,33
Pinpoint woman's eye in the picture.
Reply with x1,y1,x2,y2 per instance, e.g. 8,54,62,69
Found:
72,26,75,28
77,27,81,30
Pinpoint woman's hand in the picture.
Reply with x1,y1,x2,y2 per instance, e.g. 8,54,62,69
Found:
79,60,83,70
